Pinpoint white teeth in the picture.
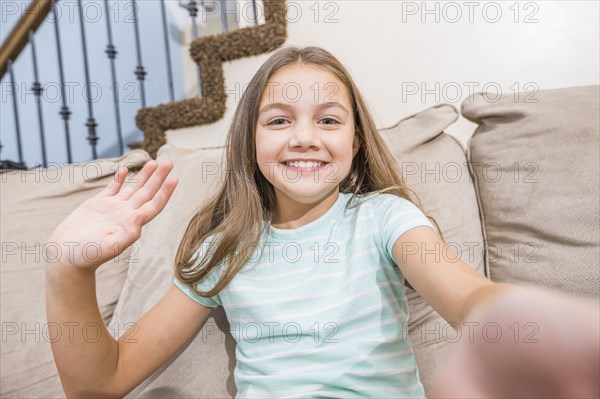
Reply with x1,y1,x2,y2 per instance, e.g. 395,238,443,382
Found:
286,161,322,168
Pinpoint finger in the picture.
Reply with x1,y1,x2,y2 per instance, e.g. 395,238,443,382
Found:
134,175,179,226
100,166,129,197
129,160,175,209
117,160,159,201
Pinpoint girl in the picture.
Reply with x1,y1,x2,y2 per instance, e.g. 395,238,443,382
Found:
46,46,511,398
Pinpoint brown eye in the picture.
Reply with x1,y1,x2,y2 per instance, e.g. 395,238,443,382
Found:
268,118,288,126
320,117,339,125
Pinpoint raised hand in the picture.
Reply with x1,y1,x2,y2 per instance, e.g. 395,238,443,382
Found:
45,160,179,272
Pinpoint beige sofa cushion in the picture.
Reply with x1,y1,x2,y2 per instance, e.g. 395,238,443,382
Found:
0,150,151,398
113,104,482,397
380,103,485,393
462,85,600,299
109,144,236,398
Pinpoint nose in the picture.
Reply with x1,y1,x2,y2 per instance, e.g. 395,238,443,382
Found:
288,119,320,149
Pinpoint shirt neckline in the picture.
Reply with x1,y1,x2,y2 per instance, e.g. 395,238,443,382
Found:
265,192,351,240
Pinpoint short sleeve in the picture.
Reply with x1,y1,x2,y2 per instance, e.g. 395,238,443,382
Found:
173,239,223,309
173,277,221,308
376,194,436,263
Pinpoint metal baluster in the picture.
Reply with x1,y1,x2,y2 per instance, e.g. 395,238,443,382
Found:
186,0,203,97
252,0,258,24
7,60,24,166
104,0,124,155
77,0,99,159
131,0,147,108
219,0,228,32
28,30,47,168
160,0,175,102
51,0,72,163
188,1,199,41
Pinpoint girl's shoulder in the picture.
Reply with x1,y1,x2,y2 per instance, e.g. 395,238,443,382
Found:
345,192,428,226
345,191,413,210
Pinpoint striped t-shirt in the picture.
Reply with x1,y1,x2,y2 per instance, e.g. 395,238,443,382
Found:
174,191,436,398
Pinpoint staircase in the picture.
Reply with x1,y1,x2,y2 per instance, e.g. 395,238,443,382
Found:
0,0,287,168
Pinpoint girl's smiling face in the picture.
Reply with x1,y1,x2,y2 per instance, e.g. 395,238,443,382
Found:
255,63,360,208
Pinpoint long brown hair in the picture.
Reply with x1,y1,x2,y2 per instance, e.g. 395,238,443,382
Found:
174,45,442,298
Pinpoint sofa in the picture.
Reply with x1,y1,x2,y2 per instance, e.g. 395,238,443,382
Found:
1,85,598,398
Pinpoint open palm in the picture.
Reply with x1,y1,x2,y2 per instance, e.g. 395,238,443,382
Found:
46,160,179,271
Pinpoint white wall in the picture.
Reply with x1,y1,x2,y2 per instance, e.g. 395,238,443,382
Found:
167,0,600,149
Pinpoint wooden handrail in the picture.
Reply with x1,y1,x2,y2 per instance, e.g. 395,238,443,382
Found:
0,0,53,78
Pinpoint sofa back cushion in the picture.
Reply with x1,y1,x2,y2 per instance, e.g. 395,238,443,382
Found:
462,85,600,299
0,150,150,398
109,144,237,398
380,104,485,393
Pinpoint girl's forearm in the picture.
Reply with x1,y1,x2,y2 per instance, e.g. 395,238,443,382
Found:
460,282,516,323
45,263,120,397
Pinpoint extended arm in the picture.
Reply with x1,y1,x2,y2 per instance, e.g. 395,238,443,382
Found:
391,226,515,324
394,226,599,398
